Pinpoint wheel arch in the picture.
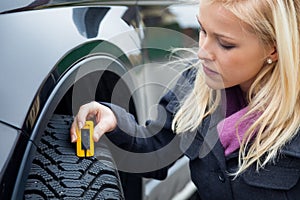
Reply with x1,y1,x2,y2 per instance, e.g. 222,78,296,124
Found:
12,40,138,199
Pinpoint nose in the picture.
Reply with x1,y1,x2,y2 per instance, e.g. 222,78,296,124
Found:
197,36,214,61
198,47,211,61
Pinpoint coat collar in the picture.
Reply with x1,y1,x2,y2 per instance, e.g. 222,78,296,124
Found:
281,129,300,158
181,106,300,171
201,106,227,170
198,110,300,166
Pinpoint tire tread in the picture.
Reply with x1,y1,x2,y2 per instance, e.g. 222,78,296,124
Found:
24,114,124,199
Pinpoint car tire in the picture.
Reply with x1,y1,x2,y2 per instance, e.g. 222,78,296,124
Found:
24,114,124,200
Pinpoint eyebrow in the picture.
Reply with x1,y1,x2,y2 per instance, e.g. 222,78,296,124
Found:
196,15,235,41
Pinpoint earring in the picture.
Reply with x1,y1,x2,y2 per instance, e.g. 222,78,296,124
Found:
267,58,273,64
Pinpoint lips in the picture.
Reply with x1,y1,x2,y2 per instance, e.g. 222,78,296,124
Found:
202,64,219,76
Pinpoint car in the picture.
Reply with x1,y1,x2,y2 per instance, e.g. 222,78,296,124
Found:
0,0,199,199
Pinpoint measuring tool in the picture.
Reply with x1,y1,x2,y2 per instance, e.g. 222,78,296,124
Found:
76,121,94,157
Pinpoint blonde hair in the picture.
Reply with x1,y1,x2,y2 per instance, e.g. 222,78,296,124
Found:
172,0,300,176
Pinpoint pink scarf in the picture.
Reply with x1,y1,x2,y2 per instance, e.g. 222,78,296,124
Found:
217,86,259,156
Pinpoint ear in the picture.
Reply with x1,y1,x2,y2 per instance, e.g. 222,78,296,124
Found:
268,46,278,62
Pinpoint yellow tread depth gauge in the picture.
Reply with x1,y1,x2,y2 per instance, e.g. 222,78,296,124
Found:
76,121,94,157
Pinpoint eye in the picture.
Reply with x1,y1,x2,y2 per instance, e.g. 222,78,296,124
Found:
220,44,235,50
219,40,235,50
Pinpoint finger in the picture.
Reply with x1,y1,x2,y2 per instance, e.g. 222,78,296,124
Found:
70,102,99,143
70,120,78,143
76,101,100,129
93,123,107,142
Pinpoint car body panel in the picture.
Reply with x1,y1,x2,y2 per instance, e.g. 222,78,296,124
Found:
0,0,139,13
0,123,19,174
1,0,193,14
0,5,141,128
0,122,30,199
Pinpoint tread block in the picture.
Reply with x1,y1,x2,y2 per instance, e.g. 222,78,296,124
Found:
24,114,124,199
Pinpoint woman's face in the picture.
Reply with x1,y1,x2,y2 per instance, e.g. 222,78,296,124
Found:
197,2,271,92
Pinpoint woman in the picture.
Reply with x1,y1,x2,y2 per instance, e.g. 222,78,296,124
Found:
70,0,300,199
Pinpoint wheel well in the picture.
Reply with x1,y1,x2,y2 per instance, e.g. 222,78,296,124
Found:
55,70,136,117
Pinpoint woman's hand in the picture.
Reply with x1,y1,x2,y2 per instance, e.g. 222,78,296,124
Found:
70,101,117,143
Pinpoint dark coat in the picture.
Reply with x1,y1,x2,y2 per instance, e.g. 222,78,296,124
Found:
105,69,300,200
